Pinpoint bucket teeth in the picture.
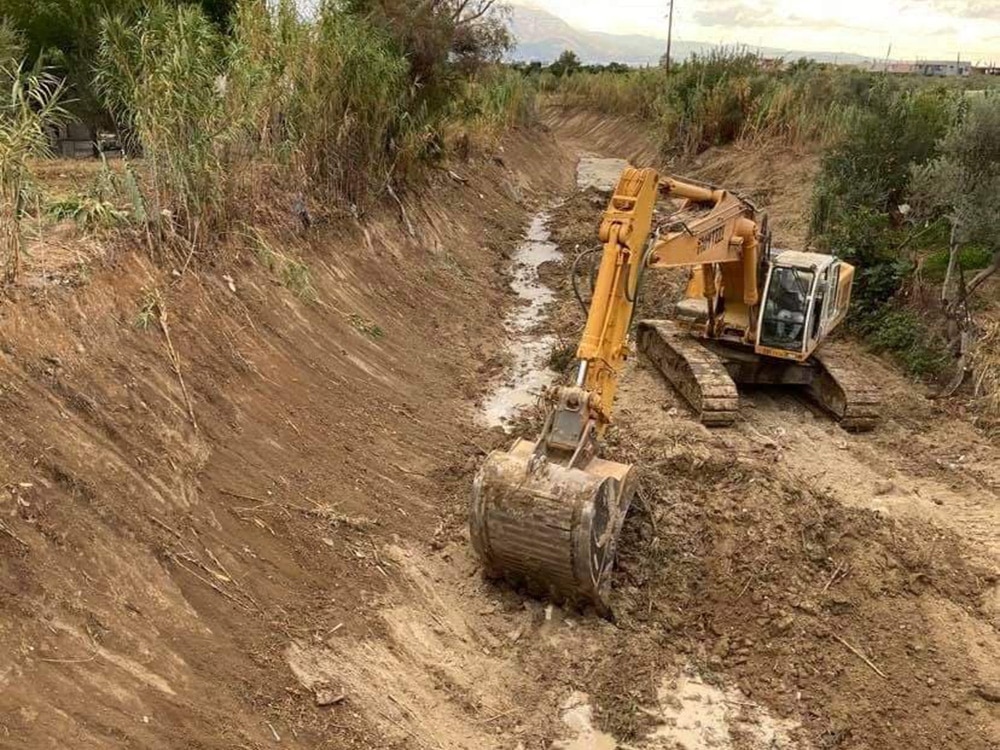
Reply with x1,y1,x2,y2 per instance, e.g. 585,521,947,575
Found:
638,319,740,426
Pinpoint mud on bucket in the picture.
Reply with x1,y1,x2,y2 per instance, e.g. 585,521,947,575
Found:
469,440,635,613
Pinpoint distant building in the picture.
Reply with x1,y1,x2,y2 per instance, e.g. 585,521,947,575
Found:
915,60,971,77
861,61,915,74
971,65,1000,76
757,57,785,71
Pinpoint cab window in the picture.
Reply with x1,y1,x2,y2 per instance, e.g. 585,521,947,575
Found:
759,266,815,352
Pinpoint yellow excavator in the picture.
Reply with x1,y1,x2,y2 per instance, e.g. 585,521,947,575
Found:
470,167,879,610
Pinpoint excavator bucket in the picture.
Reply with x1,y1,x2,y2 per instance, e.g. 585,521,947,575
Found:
469,439,635,612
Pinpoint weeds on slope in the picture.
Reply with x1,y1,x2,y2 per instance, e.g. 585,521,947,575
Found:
2,0,535,266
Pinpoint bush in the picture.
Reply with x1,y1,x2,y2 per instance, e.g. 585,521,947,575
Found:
865,309,949,376
921,245,993,282
807,83,960,377
811,84,953,238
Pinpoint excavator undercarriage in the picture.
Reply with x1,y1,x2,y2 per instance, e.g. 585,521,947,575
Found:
638,320,881,431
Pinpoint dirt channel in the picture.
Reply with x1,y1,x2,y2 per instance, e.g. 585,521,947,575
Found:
0,112,997,750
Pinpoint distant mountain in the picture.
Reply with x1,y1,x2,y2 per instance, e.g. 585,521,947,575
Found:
507,5,871,67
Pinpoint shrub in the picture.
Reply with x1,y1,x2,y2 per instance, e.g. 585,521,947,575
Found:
811,84,953,239
908,95,1000,297
866,309,949,376
921,245,993,283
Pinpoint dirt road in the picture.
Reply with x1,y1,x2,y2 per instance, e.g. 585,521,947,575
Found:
0,112,997,750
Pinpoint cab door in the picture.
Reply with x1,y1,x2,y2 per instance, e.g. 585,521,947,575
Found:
806,262,841,353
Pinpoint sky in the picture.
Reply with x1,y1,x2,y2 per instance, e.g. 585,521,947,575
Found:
511,0,1000,63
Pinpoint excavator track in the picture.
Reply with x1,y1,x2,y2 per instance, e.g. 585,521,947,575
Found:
637,319,740,426
809,344,882,431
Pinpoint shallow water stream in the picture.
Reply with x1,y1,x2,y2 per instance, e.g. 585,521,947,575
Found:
480,211,562,429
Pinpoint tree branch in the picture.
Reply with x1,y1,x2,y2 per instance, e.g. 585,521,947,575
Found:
965,250,1000,297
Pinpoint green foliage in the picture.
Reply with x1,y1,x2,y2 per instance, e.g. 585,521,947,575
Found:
94,0,482,244
4,1,234,121
549,50,875,154
0,18,25,64
865,309,949,376
288,7,409,202
341,0,512,115
910,95,1000,264
47,196,128,228
807,81,961,377
922,245,993,282
809,85,954,321
811,84,953,238
8,0,533,272
96,3,228,244
459,67,539,135
549,50,582,78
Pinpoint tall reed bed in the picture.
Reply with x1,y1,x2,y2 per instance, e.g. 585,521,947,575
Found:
549,51,877,155
0,63,68,282
92,0,535,256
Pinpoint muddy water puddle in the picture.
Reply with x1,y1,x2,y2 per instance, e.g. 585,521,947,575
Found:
481,211,563,428
576,156,630,191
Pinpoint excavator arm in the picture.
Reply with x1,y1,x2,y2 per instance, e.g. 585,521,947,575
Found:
573,168,762,433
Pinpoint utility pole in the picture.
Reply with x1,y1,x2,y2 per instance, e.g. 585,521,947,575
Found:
665,0,675,73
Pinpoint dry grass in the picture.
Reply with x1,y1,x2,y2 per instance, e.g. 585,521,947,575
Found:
0,65,68,283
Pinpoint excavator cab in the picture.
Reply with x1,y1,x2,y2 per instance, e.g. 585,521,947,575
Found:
756,251,844,361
